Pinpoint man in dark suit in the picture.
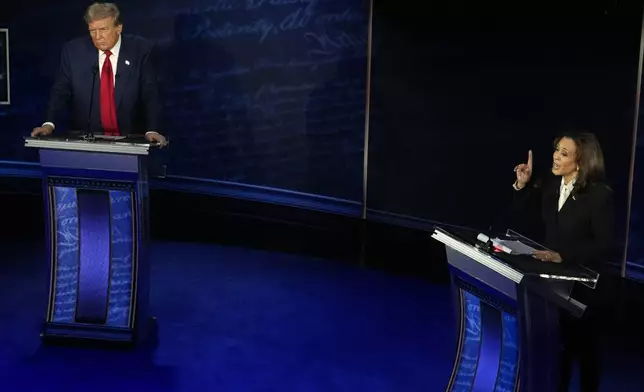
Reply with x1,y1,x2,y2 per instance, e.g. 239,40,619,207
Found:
31,2,166,145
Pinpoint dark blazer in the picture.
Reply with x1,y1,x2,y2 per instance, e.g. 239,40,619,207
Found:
46,34,160,136
512,175,615,273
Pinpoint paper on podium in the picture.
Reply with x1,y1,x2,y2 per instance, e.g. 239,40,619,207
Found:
492,238,538,255
94,135,127,141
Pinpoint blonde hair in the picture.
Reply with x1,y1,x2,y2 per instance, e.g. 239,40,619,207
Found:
84,2,121,25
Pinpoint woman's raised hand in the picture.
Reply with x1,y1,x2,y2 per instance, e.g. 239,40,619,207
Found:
514,150,533,189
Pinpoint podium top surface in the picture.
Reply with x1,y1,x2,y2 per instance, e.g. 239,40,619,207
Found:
432,226,596,283
24,135,160,155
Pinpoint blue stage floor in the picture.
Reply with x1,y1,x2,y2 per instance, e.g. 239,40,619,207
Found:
0,241,641,391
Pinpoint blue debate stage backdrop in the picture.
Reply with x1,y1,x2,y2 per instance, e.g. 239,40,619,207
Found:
0,29,8,105
3,1,644,277
0,0,368,202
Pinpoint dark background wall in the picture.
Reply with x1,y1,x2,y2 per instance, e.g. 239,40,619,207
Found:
367,0,644,260
0,29,7,104
2,0,644,273
0,0,369,201
626,12,644,276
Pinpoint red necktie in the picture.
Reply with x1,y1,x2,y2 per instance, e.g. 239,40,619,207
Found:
100,50,119,136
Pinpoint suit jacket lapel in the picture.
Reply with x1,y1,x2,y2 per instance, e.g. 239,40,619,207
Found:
543,181,560,222
558,183,580,216
84,39,99,98
558,195,571,217
82,39,102,130
114,36,132,109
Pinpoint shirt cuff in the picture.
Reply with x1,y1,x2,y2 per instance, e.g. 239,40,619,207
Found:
42,122,55,130
145,131,158,136
512,181,521,191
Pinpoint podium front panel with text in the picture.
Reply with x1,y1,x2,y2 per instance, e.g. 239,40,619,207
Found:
47,180,138,329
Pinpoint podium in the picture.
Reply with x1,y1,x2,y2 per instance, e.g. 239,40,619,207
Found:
432,226,597,392
25,135,160,344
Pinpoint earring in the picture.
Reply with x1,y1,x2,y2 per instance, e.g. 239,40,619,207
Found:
576,165,580,171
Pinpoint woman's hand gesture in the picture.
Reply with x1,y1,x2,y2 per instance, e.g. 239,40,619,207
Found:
514,150,533,190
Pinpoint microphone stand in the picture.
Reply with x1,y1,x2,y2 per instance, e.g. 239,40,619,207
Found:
83,65,99,141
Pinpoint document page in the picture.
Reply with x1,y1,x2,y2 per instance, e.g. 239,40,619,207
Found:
492,238,537,255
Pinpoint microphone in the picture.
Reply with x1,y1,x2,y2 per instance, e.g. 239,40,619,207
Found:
476,233,513,254
84,64,99,141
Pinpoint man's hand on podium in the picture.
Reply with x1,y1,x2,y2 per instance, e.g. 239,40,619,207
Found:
31,124,54,137
145,131,167,147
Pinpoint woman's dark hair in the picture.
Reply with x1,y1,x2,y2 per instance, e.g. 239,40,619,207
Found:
553,132,606,189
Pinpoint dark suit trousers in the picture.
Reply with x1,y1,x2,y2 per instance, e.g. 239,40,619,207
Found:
557,302,602,391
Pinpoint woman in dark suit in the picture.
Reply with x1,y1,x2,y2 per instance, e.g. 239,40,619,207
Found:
512,132,614,392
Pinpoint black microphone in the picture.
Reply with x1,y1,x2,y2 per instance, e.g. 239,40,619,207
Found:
85,64,99,141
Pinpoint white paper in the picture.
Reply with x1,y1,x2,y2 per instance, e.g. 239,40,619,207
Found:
94,135,127,140
492,238,537,255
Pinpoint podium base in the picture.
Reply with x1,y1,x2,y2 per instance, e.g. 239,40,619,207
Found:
40,317,158,348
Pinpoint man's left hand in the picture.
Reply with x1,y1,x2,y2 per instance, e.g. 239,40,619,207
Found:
532,250,562,263
145,132,167,147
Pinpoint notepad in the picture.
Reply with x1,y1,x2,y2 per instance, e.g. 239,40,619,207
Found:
492,238,537,255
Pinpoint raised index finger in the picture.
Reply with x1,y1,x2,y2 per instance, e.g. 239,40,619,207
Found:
527,150,533,169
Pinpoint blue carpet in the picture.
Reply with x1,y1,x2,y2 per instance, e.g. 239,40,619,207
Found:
1,241,642,391
0,242,455,391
